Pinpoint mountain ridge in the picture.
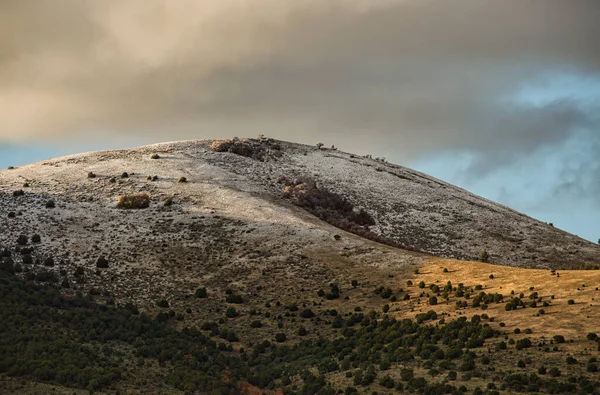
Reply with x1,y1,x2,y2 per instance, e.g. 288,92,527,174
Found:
1,137,598,272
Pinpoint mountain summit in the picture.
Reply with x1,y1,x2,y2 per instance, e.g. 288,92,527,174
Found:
2,137,596,268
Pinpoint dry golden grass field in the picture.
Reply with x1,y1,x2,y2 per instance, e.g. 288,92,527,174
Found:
404,258,600,341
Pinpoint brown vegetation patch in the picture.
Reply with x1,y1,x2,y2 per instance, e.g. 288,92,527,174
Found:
209,137,282,161
279,175,414,251
117,193,150,209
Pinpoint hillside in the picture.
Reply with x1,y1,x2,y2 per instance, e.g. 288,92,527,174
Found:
1,138,598,271
0,137,599,394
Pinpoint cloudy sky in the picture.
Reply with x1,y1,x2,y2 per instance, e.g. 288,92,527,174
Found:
1,0,599,242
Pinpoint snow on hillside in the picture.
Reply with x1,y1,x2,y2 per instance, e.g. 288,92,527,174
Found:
0,137,598,309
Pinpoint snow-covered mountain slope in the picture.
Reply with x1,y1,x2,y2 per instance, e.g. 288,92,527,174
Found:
0,138,597,308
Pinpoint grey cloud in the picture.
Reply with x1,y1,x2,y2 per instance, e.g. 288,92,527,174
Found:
0,0,599,167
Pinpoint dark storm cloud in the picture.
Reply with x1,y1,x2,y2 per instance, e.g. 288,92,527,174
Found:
0,0,599,168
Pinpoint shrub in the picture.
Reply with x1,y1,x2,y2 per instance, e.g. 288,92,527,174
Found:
151,154,160,159
157,299,169,308
567,299,575,305
13,190,24,197
275,333,287,343
300,309,315,319
121,172,129,178
548,367,561,377
587,332,598,341
225,307,238,318
45,199,56,208
428,296,438,306
479,249,489,263
16,235,28,245
325,284,341,300
164,196,174,206
96,257,109,268
117,194,150,209
178,177,187,183
226,294,244,304
43,257,54,267
379,375,395,389
210,139,234,152
516,338,532,350
195,287,207,298
34,269,57,282
87,172,96,178
250,320,262,328
298,327,307,336
538,366,547,374
400,368,414,381
553,335,565,343
31,234,41,243
211,138,282,161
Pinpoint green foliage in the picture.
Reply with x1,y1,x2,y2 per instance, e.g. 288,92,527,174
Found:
0,269,238,393
299,309,315,319
226,294,244,304
96,256,109,268
326,283,341,300
195,287,207,298
274,333,286,343
516,338,532,350
157,299,169,308
3,264,585,394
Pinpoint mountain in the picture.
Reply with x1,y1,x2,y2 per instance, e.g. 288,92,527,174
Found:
0,137,599,394
2,138,597,270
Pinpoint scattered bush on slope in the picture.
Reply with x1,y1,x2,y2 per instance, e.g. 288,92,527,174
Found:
117,193,150,209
